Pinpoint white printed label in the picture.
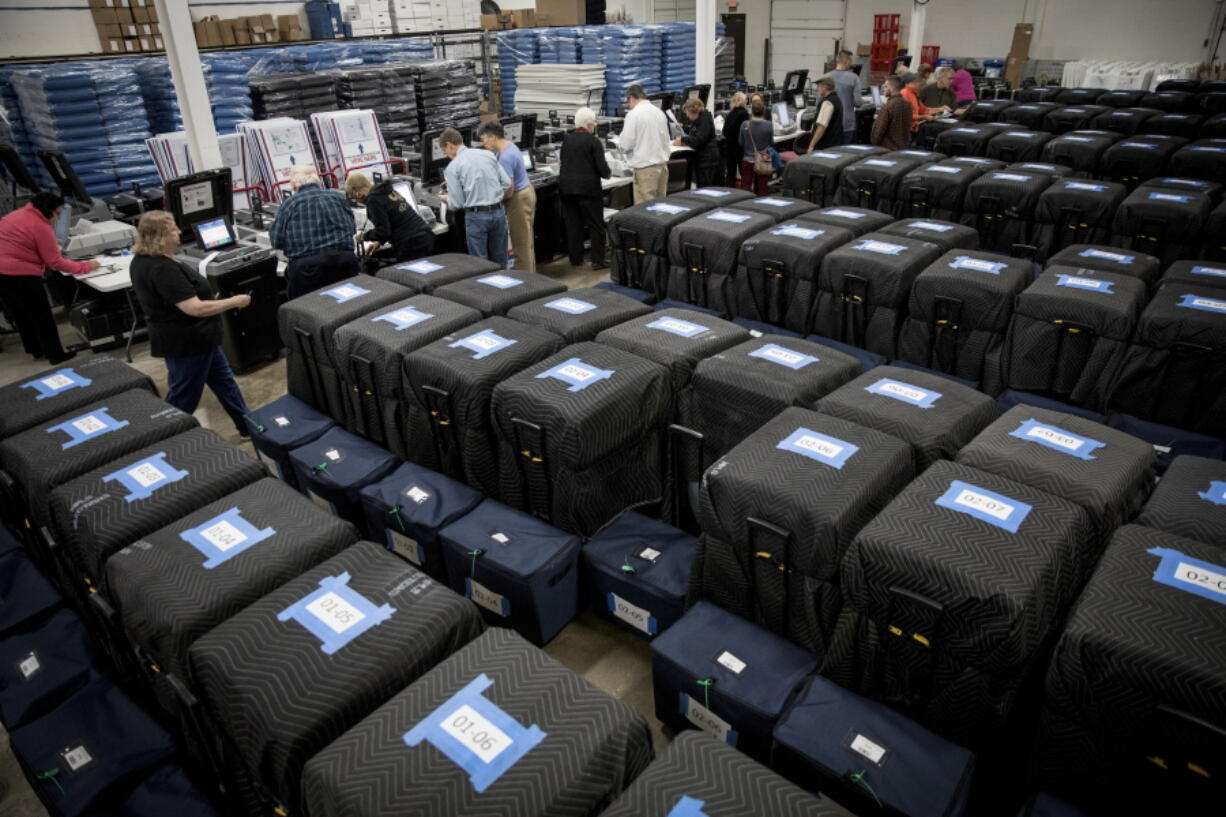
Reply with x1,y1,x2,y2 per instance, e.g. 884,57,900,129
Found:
406,486,430,504
41,374,73,390
879,382,929,403
388,529,421,564
549,298,592,312
994,173,1031,182
467,333,502,351
960,258,1000,272
812,152,842,159
199,519,247,552
71,415,107,435
849,734,887,765
63,746,92,771
127,462,167,488
707,211,751,223
656,318,702,334
558,363,595,382
824,209,865,219
483,275,519,287
639,547,662,562
388,308,430,327
755,198,791,206
1191,297,1226,310
1026,426,1083,451
18,653,39,678
1174,562,1226,598
324,448,342,461
274,416,290,427
610,593,653,634
1065,276,1102,289
440,704,513,764
953,489,1016,521
334,285,363,299
491,532,509,544
861,241,905,254
793,434,845,459
716,650,747,675
685,695,734,742
762,347,805,365
468,579,507,616
306,591,367,634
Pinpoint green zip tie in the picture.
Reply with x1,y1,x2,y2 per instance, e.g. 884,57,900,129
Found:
849,770,882,809
243,414,265,433
36,768,64,796
696,677,713,710
620,555,636,575
467,548,485,577
387,504,406,533
313,461,329,472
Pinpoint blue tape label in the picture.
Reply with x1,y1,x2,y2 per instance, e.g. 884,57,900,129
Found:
754,197,793,207
810,151,843,159
320,283,370,303
852,240,907,256
1056,274,1115,294
477,274,524,289
896,151,933,157
1156,177,1206,187
864,159,897,167
908,221,954,233
950,255,1006,274
1015,105,1038,110
690,189,732,196
1148,192,1192,203
647,202,690,215
1062,108,1086,114
771,224,823,239
748,343,817,370
706,210,751,223
992,173,1032,182
935,480,1032,533
404,674,547,793
864,377,942,408
1079,248,1132,264
102,452,189,502
1017,164,1056,171
607,592,658,635
647,316,710,338
957,158,993,165
951,127,981,134
667,796,710,817
1120,142,1158,149
679,693,738,746
374,305,434,330
1190,146,1226,152
1190,265,1226,278
822,208,866,219
1009,418,1105,460
181,507,275,569
1148,548,1226,606
927,165,962,174
1177,294,1226,314
276,572,394,654
46,408,128,449
535,357,614,391
20,368,91,401
1064,182,1109,192
397,259,442,274
451,329,518,359
1061,135,1094,142
1199,480,1226,506
841,145,876,151
544,297,598,315
777,427,859,468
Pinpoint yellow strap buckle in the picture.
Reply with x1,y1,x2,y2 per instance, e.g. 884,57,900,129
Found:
520,450,543,463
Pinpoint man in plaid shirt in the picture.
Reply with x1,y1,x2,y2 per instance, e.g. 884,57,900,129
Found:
270,166,359,298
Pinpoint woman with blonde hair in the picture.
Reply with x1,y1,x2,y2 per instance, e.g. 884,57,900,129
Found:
674,97,721,188
129,210,252,437
721,91,750,186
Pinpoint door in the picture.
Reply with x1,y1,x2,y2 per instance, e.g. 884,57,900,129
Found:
654,0,696,22
768,0,845,86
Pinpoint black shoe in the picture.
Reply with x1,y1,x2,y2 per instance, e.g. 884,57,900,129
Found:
46,350,76,365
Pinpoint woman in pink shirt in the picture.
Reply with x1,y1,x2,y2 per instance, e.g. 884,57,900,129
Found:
950,62,977,107
0,192,100,363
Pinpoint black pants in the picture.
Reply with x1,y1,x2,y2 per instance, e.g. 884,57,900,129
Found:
562,195,606,267
395,231,435,262
285,249,361,300
0,274,68,361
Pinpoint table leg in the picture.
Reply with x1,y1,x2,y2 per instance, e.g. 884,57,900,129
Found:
124,289,139,363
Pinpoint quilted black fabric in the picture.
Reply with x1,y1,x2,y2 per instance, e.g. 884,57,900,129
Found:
0,355,155,440
728,195,820,223
432,270,567,317
1137,112,1203,138
877,218,980,254
505,286,653,344
1159,259,1226,291
960,169,1054,253
1000,102,1062,130
894,161,990,221
668,187,757,207
300,628,653,817
1040,131,1120,177
374,253,501,294
188,541,484,815
732,221,855,331
1042,105,1109,134
608,196,716,297
1110,185,1213,267
1134,455,1226,546
965,99,1016,122
795,205,895,237
781,151,860,207
594,309,751,394
933,125,999,158
1100,135,1181,184
1046,243,1160,286
664,208,778,314
838,152,937,214
986,130,1054,164
1168,138,1226,186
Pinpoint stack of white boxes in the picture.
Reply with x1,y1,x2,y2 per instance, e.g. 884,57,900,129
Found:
347,0,479,35
341,0,392,36
391,0,433,33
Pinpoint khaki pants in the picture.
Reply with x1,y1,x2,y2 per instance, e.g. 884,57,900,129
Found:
505,184,537,271
633,163,670,203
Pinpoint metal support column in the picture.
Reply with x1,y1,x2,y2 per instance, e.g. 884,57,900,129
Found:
907,0,927,70
696,0,716,88
153,0,222,170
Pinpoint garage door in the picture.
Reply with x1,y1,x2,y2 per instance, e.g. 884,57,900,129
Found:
769,0,846,85
654,0,696,22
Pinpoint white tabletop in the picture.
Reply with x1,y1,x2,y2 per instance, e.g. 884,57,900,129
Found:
601,176,634,191
71,252,134,293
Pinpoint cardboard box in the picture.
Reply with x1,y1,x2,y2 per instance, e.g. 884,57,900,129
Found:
152,35,163,49
128,0,151,7
92,9,118,25
1009,23,1033,56
99,36,125,53
113,7,133,24
1004,55,1026,87
535,0,582,26
121,23,138,37
95,22,121,38
131,7,148,23
138,36,153,50
235,30,252,44
510,8,536,27
123,37,141,52
218,19,236,45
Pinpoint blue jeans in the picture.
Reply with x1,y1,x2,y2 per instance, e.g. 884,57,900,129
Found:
165,345,250,435
464,207,509,269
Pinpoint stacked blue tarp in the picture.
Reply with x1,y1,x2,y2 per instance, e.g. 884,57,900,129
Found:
293,41,367,72
361,38,434,63
9,62,159,198
0,65,47,189
496,29,537,116
590,26,662,115
131,54,255,136
538,27,580,64
658,22,696,96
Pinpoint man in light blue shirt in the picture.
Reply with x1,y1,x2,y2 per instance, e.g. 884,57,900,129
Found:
441,127,513,268
479,120,537,271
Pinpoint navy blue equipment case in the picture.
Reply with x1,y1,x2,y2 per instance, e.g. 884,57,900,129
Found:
0,548,62,636
0,607,97,728
244,394,336,489
288,426,399,533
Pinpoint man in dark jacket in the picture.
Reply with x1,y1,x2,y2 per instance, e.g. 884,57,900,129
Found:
805,76,845,152
345,173,434,263
558,106,611,269
871,75,913,151
721,91,750,187
675,98,721,188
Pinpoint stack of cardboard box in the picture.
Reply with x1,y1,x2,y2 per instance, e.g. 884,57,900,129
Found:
479,0,583,29
91,0,163,54
1005,22,1034,88
192,12,308,48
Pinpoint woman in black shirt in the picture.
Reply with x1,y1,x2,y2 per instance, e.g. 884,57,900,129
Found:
129,210,252,437
675,98,721,188
345,173,434,263
558,106,612,269
721,91,750,187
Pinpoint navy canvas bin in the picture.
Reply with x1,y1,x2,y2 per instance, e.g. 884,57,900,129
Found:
0,549,61,636
650,601,818,763
244,394,335,489
1106,413,1226,474
10,678,176,817
289,427,399,532
440,499,582,646
105,765,222,817
360,461,483,582
0,608,96,728
772,674,975,817
1017,793,1092,817
582,511,694,639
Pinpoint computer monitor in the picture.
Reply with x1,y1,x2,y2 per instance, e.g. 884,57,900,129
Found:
774,102,792,127
164,167,233,239
193,217,237,251
499,114,537,153
646,92,675,113
871,86,883,106
793,93,805,110
37,149,92,208
53,205,71,248
782,69,809,97
522,153,534,172
420,126,473,186
683,84,711,106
